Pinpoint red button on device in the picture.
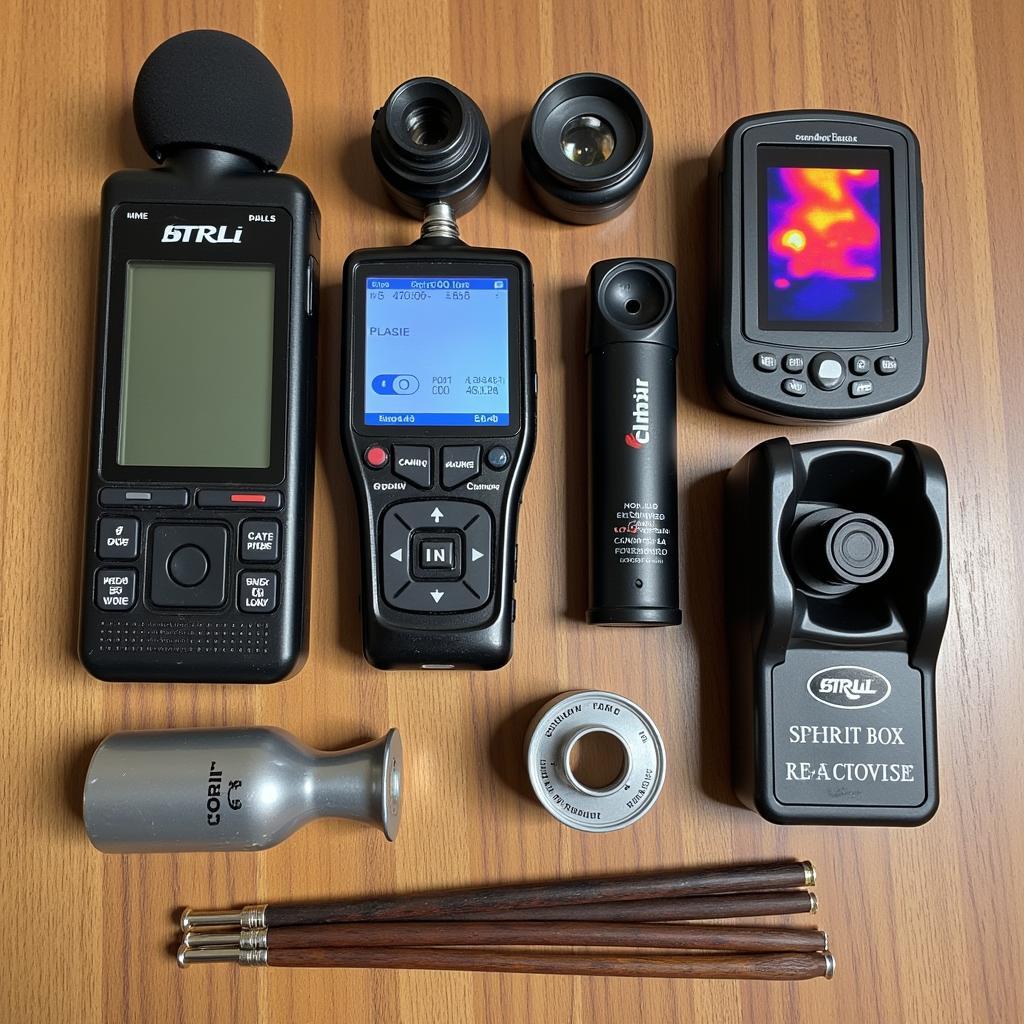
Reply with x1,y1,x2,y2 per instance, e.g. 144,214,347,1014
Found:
364,445,389,469
230,493,267,504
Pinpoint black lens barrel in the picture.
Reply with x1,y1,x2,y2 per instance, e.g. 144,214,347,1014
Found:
523,73,653,224
371,77,491,217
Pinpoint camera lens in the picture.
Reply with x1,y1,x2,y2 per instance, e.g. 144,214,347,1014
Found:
371,77,491,218
790,508,895,595
522,73,653,224
561,115,616,166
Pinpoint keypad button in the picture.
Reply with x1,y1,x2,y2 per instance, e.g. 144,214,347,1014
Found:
441,446,481,489
876,356,898,375
363,446,389,469
99,488,189,508
809,353,846,391
240,519,280,562
850,380,874,398
412,532,461,580
782,354,805,374
196,490,282,510
486,445,511,471
380,500,492,612
392,445,431,488
167,545,209,587
754,352,779,373
239,571,278,613
97,517,139,560
95,567,137,612
850,355,871,375
782,378,807,397
150,524,227,609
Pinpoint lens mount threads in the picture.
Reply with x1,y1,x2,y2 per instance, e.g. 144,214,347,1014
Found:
522,73,653,224
371,77,491,218
525,690,667,832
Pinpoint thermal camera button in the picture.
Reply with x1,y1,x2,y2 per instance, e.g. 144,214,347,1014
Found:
850,355,871,375
849,380,874,398
781,378,807,398
95,567,137,612
97,517,140,560
809,353,846,391
441,446,481,489
392,445,432,488
363,445,389,469
782,354,805,374
754,352,779,373
876,356,898,375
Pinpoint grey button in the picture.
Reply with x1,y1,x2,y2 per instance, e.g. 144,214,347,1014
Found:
99,487,189,508
850,355,871,375
97,517,139,560
782,354,805,373
754,352,779,373
876,356,898,375
849,380,874,398
782,378,807,397
809,353,846,391
95,567,137,611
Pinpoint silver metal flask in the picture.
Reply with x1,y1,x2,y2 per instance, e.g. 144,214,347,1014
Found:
83,726,403,852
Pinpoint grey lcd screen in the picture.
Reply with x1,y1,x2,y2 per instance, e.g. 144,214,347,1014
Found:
117,262,275,468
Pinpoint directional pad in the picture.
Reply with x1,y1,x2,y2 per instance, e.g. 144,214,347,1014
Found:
380,500,493,613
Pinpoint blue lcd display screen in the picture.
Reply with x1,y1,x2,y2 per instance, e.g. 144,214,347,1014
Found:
363,277,511,427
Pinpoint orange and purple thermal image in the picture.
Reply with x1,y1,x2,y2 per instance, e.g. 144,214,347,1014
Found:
764,166,883,324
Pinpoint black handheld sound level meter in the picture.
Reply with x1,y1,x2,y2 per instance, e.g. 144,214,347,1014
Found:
79,31,319,682
341,203,536,669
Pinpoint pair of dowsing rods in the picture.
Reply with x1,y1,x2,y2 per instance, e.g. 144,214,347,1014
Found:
177,860,832,979
181,860,817,929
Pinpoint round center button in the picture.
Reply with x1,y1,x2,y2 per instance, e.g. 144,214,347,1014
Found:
809,352,846,391
167,544,210,587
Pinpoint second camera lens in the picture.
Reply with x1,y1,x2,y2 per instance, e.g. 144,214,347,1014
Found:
523,73,653,224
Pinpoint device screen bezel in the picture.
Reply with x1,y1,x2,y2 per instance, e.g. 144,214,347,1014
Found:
349,258,525,439
739,120,915,351
99,204,293,484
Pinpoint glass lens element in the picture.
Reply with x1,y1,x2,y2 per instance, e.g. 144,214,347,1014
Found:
560,115,616,166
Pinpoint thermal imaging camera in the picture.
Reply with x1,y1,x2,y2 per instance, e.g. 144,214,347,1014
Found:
341,205,536,670
710,110,927,422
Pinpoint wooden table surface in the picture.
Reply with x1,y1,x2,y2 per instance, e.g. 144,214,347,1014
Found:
2,0,1023,1020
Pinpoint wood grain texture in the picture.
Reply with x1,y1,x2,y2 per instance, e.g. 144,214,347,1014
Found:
1,0,1022,1020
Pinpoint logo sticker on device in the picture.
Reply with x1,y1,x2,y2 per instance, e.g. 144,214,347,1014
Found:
806,666,891,710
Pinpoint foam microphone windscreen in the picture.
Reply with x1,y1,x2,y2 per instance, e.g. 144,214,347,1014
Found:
133,29,293,170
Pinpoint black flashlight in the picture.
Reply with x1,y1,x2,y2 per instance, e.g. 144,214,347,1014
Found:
586,259,681,625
